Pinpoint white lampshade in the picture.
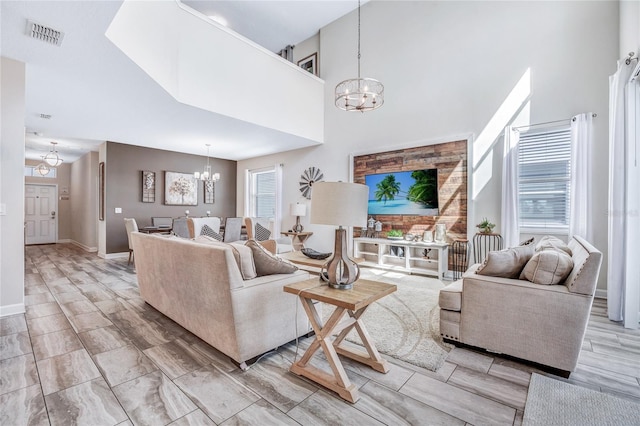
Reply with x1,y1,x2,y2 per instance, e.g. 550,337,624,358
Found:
310,182,368,227
290,203,307,217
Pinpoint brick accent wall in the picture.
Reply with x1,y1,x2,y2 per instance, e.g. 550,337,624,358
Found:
353,140,467,241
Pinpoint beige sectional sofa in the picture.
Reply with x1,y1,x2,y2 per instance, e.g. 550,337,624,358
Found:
439,235,602,375
131,232,312,368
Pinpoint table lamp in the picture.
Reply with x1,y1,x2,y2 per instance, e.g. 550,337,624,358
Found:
290,203,307,232
310,181,368,290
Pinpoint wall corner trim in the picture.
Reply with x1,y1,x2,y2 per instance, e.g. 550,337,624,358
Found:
70,240,98,252
0,303,26,318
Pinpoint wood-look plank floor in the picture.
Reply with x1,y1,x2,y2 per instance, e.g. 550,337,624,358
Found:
1,243,638,425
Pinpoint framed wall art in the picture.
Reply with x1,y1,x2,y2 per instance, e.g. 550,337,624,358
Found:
142,170,155,203
99,162,105,221
204,180,215,204
297,52,318,76
164,171,198,206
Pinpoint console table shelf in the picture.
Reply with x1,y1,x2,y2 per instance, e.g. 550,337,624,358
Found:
353,237,449,279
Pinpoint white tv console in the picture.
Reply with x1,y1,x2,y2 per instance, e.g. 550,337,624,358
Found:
353,237,449,279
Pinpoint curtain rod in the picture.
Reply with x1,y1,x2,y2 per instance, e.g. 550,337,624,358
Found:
626,51,638,65
513,113,597,131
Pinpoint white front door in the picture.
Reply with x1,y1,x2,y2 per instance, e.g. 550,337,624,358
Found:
25,184,57,245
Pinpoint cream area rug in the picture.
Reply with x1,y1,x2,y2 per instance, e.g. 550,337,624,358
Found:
523,373,640,426
322,268,452,372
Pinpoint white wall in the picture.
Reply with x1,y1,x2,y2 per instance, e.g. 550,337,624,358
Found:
0,57,26,316
620,0,640,58
238,1,618,292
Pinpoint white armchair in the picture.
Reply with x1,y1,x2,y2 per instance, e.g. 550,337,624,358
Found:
187,217,221,239
244,217,294,254
124,218,138,265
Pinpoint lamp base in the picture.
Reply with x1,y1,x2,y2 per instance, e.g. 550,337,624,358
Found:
328,282,353,290
292,216,304,233
321,227,360,290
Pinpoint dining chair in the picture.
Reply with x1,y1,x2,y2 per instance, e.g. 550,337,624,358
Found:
171,218,190,238
124,218,138,265
151,217,173,228
223,217,243,242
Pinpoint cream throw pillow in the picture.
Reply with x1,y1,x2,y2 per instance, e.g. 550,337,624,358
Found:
535,235,572,256
195,236,257,280
245,239,298,276
520,249,574,285
476,245,534,278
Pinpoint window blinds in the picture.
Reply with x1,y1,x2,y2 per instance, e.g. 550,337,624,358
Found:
517,127,572,229
254,169,276,218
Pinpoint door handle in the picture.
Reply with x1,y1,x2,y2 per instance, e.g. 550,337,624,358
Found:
51,211,56,219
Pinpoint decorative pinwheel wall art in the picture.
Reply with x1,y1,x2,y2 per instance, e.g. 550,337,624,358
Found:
299,166,324,199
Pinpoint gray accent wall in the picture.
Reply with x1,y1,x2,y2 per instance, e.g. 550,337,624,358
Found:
105,142,236,254
71,151,99,250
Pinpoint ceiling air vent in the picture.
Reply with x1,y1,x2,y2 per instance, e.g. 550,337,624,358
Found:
26,20,64,46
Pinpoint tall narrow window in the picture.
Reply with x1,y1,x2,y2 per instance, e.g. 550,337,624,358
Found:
517,126,572,231
247,167,276,219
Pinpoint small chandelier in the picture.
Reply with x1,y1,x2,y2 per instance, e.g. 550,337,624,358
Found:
335,0,384,112
43,141,63,167
35,161,51,176
194,144,220,182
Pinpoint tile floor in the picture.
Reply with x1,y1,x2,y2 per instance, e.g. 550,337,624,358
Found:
1,243,638,425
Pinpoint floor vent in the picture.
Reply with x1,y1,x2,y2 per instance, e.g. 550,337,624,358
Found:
26,20,64,46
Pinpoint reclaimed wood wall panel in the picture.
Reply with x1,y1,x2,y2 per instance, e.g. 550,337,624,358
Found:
353,140,467,241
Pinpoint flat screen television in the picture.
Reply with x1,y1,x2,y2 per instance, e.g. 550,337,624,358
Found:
365,169,439,216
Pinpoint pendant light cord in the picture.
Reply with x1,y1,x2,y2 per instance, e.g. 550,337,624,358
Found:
357,0,361,81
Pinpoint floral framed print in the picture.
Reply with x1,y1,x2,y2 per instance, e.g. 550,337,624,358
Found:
142,170,155,203
165,171,198,206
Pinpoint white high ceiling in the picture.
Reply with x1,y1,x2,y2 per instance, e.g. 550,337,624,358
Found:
1,1,361,163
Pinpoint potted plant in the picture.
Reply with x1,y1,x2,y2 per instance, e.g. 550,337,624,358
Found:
387,229,403,240
476,217,495,234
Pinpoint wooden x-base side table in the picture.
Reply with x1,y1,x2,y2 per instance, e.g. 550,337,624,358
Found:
283,278,397,403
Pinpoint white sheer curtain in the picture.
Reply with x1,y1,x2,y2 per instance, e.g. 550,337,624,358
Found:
608,59,640,328
501,126,520,248
569,113,594,242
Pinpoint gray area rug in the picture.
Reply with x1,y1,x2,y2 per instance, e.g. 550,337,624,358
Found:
523,373,640,426
322,268,452,371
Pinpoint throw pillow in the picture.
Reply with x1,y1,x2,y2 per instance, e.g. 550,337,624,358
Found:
476,245,535,278
535,235,572,256
245,239,298,276
200,224,223,241
520,249,574,285
520,237,535,246
228,242,258,280
194,236,257,280
254,222,272,241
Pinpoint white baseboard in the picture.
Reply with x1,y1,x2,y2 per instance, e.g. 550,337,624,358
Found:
57,238,71,243
70,240,98,252
595,289,607,299
104,252,129,260
0,303,25,317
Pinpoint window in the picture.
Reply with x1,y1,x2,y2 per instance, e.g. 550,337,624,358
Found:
247,166,276,218
517,126,571,230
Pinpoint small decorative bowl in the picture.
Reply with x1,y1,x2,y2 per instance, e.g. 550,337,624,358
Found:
301,248,331,260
